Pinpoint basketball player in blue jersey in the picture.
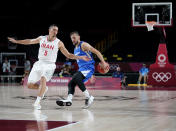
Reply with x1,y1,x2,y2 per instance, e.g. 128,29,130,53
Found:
56,31,109,108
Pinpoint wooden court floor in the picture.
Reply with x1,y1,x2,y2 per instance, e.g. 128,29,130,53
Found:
0,85,176,131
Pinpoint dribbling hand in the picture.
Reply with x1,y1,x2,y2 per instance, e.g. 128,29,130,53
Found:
101,62,109,69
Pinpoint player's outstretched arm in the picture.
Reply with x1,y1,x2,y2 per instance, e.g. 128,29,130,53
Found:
7,36,41,45
81,42,108,68
59,41,90,61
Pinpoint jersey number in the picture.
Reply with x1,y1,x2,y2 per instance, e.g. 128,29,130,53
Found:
44,50,48,56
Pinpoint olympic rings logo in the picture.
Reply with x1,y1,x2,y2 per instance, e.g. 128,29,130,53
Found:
152,72,172,82
109,64,119,70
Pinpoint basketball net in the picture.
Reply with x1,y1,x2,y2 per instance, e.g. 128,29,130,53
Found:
146,21,157,31
146,21,167,39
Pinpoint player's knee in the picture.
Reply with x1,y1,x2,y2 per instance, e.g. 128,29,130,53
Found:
40,76,46,82
27,83,34,89
74,72,84,83
27,83,39,89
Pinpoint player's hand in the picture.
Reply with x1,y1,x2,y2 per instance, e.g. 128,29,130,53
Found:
80,56,91,61
101,61,109,70
8,37,17,43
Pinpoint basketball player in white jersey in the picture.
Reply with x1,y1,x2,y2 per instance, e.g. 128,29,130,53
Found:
8,24,90,110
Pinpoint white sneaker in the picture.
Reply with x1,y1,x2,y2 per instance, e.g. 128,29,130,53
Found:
41,86,48,99
56,99,72,106
83,96,94,109
33,103,41,110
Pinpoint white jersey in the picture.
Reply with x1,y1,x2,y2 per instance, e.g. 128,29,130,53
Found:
38,36,60,63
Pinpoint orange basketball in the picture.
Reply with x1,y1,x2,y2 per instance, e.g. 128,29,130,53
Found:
97,62,110,74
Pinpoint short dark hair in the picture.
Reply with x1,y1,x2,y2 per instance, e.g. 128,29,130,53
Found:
49,24,58,29
70,31,80,36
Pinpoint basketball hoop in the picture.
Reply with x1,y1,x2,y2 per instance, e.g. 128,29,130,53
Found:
132,3,172,27
146,21,157,31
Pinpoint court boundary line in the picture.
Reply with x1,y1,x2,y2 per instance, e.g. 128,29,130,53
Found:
47,121,82,131
0,110,81,130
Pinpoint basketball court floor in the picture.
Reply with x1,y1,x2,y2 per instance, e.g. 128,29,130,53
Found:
0,85,176,131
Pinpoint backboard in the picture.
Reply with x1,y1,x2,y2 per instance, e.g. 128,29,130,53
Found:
132,2,172,27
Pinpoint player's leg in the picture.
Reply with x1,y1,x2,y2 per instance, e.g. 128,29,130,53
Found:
67,71,92,102
28,83,40,89
56,77,77,106
75,71,91,97
33,63,55,110
27,61,41,89
38,76,48,98
80,70,94,109
33,76,48,110
67,77,77,101
143,75,147,84
40,64,56,99
138,74,142,84
28,67,42,109
56,71,94,108
121,77,127,89
56,72,81,106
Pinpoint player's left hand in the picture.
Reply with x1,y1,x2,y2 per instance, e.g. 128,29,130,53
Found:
80,56,91,61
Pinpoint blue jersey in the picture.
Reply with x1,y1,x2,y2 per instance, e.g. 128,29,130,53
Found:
74,41,95,83
74,41,95,68
112,71,124,80
139,67,149,76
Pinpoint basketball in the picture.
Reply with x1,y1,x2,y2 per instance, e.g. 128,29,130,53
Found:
97,62,110,74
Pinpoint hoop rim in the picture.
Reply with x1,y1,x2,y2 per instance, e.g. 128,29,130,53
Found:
131,18,173,28
145,21,157,25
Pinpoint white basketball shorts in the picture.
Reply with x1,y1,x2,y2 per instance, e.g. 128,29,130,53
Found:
28,60,56,84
